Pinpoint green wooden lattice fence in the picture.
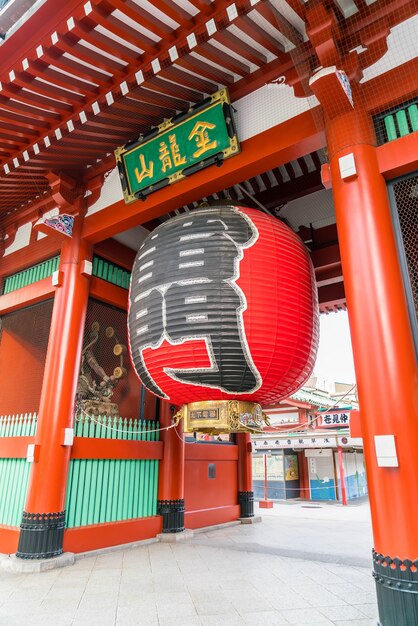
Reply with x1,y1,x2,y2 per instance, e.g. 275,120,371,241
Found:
0,459,31,527
0,413,37,436
2,256,60,295
0,414,159,528
383,104,418,141
2,254,131,295
374,99,418,145
67,417,159,527
73,415,156,440
92,256,131,290
0,414,37,527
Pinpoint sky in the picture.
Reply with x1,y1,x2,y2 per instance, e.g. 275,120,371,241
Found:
313,311,356,384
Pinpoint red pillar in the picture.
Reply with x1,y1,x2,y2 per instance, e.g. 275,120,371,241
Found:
157,401,185,532
337,446,347,506
297,451,310,501
236,432,254,517
311,71,418,625
17,212,92,559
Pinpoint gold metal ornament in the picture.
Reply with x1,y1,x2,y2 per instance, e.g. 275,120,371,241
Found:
181,400,269,434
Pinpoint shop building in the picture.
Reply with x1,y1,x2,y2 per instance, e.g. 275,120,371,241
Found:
253,386,365,503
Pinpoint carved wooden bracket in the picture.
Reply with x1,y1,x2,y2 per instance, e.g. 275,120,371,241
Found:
46,172,83,212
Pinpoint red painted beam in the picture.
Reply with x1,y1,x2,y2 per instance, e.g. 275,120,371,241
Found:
0,527,20,554
0,277,55,315
71,438,163,460
377,131,418,180
0,437,34,458
184,443,238,461
94,239,136,270
83,109,325,243
315,267,344,287
89,276,128,310
311,243,341,272
0,237,60,279
63,516,162,553
248,169,323,210
362,57,418,115
318,282,346,312
185,505,240,528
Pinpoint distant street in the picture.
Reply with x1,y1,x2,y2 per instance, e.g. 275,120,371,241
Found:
248,499,374,568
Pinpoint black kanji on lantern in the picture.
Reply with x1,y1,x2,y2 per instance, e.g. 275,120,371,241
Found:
128,207,261,398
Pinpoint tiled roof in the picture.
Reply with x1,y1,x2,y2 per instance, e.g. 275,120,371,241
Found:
289,387,355,410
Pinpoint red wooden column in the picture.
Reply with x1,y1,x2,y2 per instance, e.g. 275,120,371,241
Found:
17,210,92,559
337,446,347,506
236,432,254,517
157,401,185,532
310,70,418,625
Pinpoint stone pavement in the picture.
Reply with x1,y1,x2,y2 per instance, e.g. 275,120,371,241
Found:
0,501,378,626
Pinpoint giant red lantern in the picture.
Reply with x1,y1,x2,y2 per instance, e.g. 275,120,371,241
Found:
128,205,319,432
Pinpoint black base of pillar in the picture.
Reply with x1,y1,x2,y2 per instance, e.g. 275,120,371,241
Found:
373,550,418,626
157,499,185,533
238,491,254,518
16,511,65,560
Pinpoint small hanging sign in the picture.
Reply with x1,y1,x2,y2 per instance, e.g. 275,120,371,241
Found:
115,88,240,203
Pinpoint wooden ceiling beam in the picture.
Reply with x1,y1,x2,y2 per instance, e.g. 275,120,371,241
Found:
159,65,218,95
236,14,287,55
11,72,85,107
0,83,71,114
317,282,346,311
211,29,267,67
38,45,114,87
252,169,323,209
86,3,157,52
27,61,100,97
196,41,250,76
176,53,235,85
70,17,141,66
0,94,62,121
102,0,175,40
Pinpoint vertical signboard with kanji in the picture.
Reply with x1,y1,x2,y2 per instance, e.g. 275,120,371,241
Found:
115,89,239,203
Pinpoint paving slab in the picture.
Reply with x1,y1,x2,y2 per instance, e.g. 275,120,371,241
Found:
0,500,378,626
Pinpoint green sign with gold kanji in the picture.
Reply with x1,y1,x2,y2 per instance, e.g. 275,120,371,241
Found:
115,89,239,203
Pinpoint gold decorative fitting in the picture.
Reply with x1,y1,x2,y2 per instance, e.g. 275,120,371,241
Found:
181,400,268,434
173,407,184,426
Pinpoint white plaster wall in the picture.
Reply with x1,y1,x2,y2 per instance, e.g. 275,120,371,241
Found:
361,14,418,83
3,222,32,256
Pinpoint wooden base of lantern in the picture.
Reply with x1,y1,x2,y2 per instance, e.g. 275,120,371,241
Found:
181,400,268,434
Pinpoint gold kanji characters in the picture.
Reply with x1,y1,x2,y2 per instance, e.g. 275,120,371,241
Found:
159,134,186,173
134,153,154,184
188,121,218,158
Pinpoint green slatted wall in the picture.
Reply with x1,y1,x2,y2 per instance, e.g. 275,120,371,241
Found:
92,256,131,290
0,413,37,436
0,414,38,526
2,256,60,295
65,458,158,526
0,414,159,528
2,254,131,296
375,100,418,145
66,417,159,527
74,415,158,440
0,460,31,526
